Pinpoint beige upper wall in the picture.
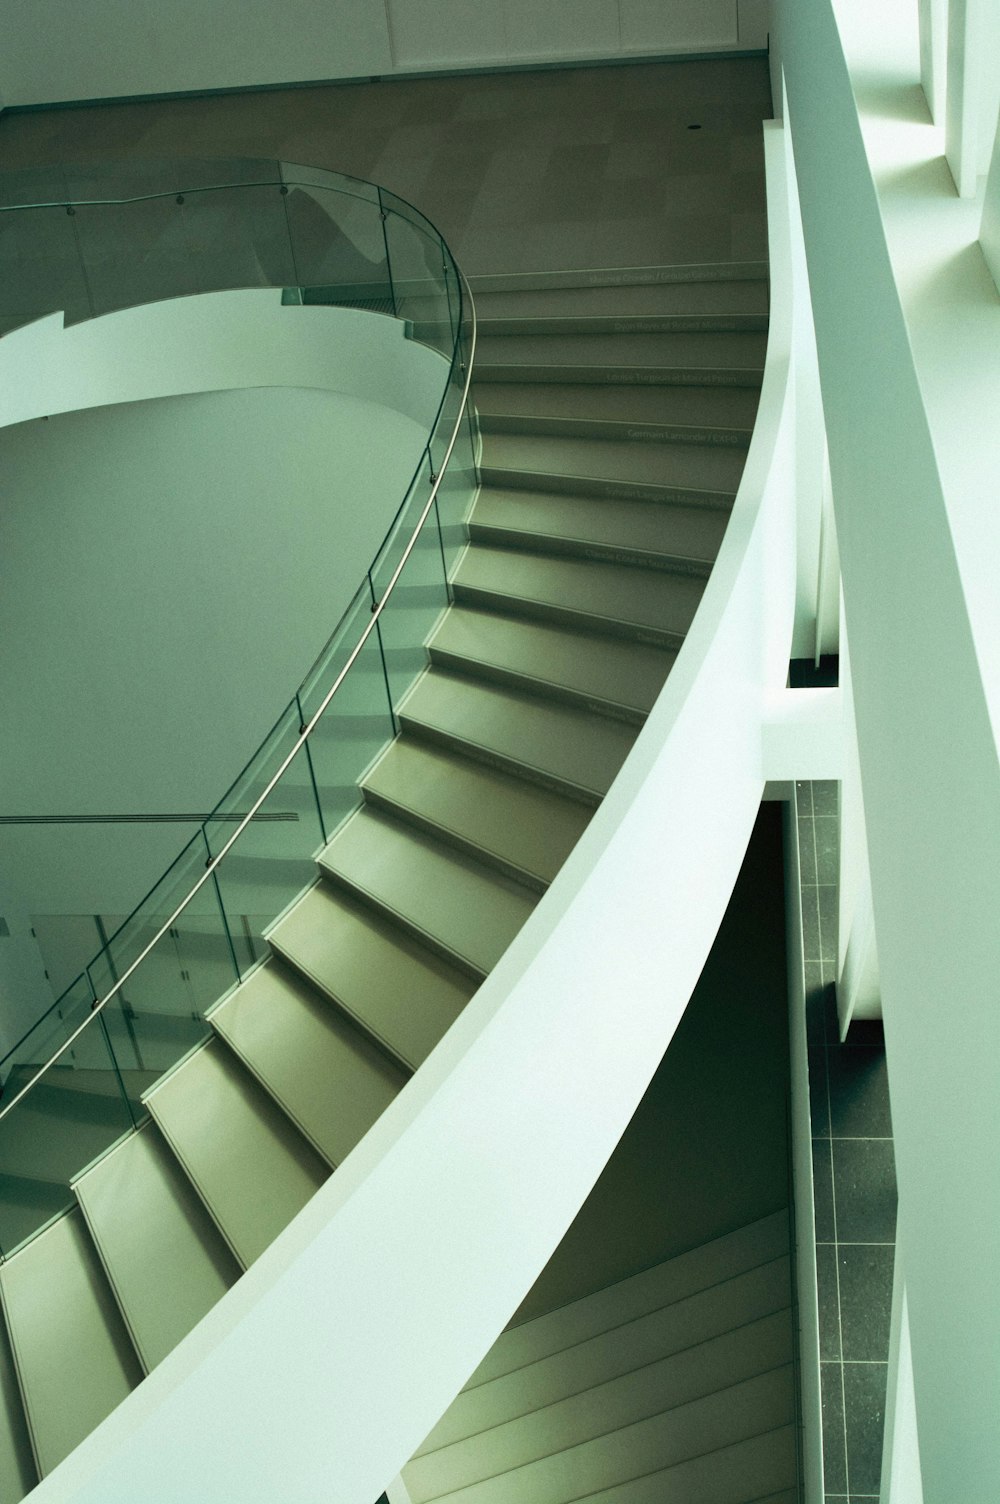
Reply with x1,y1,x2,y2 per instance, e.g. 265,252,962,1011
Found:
0,0,769,108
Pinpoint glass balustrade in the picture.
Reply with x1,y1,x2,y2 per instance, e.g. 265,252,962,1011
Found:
0,161,476,1257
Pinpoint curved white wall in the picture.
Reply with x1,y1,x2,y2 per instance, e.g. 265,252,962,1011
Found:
24,125,802,1504
0,291,448,1050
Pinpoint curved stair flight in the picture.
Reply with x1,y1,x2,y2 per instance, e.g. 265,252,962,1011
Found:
403,1211,797,1504
0,264,772,1500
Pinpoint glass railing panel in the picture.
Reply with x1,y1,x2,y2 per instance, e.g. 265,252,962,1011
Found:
297,581,396,843
281,179,392,310
0,201,92,332
73,182,297,319
0,159,476,1260
203,702,326,969
379,193,452,353
0,984,134,1258
370,448,451,709
83,831,234,1100
429,346,478,574
0,972,94,1099
2,159,281,205
278,164,380,204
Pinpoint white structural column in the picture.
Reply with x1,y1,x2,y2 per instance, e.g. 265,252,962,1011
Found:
945,0,1000,196
775,0,1000,1499
836,626,880,1032
979,111,1000,292
917,0,947,124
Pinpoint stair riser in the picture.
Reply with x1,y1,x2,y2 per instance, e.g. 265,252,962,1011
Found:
478,315,768,336
468,523,713,580
478,464,733,511
405,1365,795,1504
317,862,488,986
476,413,752,449
407,1312,794,1495
360,784,549,896
474,364,764,388
427,645,646,729
467,263,769,294
398,714,602,810
452,582,687,652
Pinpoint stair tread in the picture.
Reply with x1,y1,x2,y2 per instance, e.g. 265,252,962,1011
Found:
404,1365,795,1504
0,1209,142,1477
472,381,760,431
319,807,537,978
454,546,705,641
0,1300,37,1502
474,364,763,391
270,881,474,1070
401,670,637,802
145,1037,329,1268
480,433,745,496
210,960,407,1167
421,1256,793,1454
408,1309,793,1498
483,1427,798,1504
469,1213,790,1385
431,605,675,717
471,488,730,566
475,331,768,369
471,282,769,321
73,1120,240,1372
364,737,591,887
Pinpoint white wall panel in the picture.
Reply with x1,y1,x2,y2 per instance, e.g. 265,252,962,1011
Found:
620,0,739,52
980,111,1000,294
387,0,507,68
737,0,770,49
0,0,392,106
0,0,762,106
502,0,620,61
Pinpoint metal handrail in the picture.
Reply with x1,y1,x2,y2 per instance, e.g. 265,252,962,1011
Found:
0,159,392,214
0,178,372,212
0,199,477,1127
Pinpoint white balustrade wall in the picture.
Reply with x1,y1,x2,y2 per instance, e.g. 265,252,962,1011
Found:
23,117,806,1504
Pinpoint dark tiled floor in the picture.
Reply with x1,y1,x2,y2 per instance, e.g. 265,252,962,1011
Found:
796,779,898,1504
0,57,771,283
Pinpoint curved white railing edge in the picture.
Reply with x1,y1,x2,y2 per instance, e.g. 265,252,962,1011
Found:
30,124,802,1504
0,288,448,434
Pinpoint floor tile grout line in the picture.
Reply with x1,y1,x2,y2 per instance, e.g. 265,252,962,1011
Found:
809,782,851,1499
815,1241,896,1248
811,1136,896,1143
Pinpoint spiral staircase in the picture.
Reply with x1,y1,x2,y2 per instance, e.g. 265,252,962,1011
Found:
0,256,798,1502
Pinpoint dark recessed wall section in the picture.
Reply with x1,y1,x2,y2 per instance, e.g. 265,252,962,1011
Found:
516,804,793,1324
790,656,839,689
